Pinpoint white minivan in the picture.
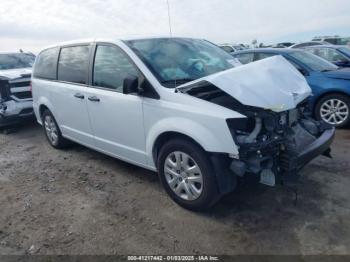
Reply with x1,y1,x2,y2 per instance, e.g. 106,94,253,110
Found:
32,38,335,210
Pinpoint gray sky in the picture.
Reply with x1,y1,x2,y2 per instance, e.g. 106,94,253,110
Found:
1,0,349,52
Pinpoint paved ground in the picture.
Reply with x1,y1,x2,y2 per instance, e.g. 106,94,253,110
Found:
0,122,349,255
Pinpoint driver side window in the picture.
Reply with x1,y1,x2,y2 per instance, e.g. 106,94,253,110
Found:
93,45,138,92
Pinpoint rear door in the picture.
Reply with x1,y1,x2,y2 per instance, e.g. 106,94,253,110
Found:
53,45,94,146
85,43,147,165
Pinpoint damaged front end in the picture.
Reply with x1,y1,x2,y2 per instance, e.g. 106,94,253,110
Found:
0,73,34,127
226,101,334,186
177,81,335,187
176,56,335,186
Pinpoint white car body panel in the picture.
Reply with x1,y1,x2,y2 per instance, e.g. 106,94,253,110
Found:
49,81,95,146
32,38,312,171
0,68,32,79
85,87,147,166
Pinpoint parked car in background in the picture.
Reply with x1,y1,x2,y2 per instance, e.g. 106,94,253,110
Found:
272,42,295,48
289,41,329,49
312,36,350,46
32,38,334,210
304,45,350,68
232,48,350,127
219,44,247,53
0,52,35,127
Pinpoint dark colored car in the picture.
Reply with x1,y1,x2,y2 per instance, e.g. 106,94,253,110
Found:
232,48,350,127
304,45,350,68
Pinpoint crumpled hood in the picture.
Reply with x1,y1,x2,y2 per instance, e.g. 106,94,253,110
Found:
177,56,312,112
323,67,350,80
0,68,32,80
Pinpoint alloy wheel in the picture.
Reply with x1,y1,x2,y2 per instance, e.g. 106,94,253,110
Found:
320,98,349,125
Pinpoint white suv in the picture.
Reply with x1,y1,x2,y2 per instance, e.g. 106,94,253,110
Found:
32,38,335,210
0,52,35,127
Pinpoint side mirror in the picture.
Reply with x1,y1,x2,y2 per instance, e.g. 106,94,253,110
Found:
123,75,139,95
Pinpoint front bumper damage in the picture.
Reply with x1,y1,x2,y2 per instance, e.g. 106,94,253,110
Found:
176,56,335,188
0,78,34,127
228,104,335,186
0,99,34,127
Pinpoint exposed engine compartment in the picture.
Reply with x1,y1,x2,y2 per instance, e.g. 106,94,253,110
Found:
178,81,334,185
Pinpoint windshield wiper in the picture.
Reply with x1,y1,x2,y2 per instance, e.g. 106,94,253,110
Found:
161,78,195,84
321,68,337,72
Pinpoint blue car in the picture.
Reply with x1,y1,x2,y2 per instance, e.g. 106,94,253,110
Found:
232,49,350,127
303,45,350,68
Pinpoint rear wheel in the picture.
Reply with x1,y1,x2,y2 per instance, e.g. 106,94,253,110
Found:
157,138,220,211
42,110,69,149
315,94,350,128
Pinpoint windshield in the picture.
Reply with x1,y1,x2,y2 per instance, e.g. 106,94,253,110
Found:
0,53,35,70
339,46,350,57
126,38,235,87
289,51,338,72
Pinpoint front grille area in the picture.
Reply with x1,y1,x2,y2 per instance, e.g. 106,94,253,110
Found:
9,80,32,100
11,81,30,88
12,91,32,99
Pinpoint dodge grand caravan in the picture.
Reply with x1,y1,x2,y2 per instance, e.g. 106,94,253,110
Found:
32,38,335,210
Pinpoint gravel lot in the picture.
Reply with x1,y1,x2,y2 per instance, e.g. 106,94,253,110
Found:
0,122,349,255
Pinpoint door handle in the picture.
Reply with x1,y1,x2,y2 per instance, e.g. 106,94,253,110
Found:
88,96,100,102
74,93,85,99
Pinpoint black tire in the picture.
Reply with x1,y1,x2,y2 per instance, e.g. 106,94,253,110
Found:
42,109,70,149
157,138,220,211
315,93,350,128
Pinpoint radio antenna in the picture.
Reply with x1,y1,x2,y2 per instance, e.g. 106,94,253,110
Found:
166,0,173,36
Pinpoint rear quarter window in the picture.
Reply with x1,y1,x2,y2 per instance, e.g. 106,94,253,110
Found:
33,47,59,80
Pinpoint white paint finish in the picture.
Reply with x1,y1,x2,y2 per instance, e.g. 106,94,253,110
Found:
10,86,31,93
32,38,310,171
43,80,94,146
142,92,243,168
1,100,32,116
0,68,32,80
0,67,33,119
85,87,147,165
178,55,312,112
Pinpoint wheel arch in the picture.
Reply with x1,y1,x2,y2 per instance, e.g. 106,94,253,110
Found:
35,96,56,125
39,104,50,119
152,131,207,168
146,117,238,169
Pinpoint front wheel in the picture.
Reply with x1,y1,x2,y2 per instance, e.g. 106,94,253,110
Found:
315,94,350,128
157,138,220,211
